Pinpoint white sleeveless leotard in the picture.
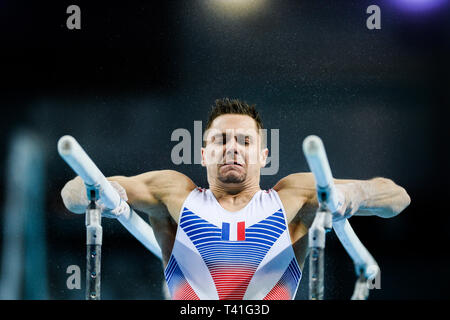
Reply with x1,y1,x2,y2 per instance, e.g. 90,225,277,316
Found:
164,187,302,300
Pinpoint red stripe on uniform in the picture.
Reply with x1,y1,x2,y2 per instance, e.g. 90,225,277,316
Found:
237,221,245,241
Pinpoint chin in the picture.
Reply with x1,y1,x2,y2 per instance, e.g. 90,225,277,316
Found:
218,173,246,184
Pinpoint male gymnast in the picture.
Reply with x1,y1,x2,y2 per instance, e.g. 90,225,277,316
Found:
61,98,410,300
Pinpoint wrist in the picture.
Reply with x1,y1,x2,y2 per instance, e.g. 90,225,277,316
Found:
98,181,130,219
101,198,130,219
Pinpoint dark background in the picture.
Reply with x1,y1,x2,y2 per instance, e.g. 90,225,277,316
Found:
0,0,449,299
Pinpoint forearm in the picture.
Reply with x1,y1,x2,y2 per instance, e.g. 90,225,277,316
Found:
60,174,151,214
346,177,411,218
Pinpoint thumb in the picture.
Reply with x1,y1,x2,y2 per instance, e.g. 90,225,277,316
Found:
109,181,128,201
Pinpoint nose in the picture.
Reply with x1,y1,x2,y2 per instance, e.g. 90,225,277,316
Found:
224,136,239,157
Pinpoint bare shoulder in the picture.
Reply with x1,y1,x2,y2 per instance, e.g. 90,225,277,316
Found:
273,173,317,223
273,172,315,190
138,169,196,210
273,172,316,201
135,169,195,189
113,170,196,221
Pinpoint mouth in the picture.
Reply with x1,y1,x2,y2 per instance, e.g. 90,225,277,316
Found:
220,161,244,168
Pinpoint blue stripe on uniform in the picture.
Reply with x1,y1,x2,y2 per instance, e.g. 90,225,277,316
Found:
221,222,230,240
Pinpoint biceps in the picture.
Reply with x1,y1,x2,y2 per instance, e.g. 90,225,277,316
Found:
107,175,159,208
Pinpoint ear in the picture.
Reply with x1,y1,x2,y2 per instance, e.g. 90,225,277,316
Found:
260,148,269,168
201,147,207,167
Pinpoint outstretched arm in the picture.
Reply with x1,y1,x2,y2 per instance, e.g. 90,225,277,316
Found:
331,176,411,219
274,172,411,226
61,169,197,222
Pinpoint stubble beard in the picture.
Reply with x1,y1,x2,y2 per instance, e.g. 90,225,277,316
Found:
217,170,247,184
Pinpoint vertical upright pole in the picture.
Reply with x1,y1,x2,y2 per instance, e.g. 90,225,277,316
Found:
309,247,325,300
85,188,102,300
308,207,332,300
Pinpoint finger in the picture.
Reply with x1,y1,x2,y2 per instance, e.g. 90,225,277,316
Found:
332,212,346,222
347,206,359,218
344,205,353,217
344,211,353,219
333,204,347,221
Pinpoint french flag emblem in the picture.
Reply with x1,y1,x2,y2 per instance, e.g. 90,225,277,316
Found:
221,221,245,241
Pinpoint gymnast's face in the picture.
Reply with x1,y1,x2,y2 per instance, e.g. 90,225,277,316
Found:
201,114,268,186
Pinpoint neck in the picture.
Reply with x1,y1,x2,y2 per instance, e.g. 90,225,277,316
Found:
209,183,261,212
206,169,262,210
210,183,261,198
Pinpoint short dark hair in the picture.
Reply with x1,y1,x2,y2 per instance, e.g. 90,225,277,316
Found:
205,98,263,131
